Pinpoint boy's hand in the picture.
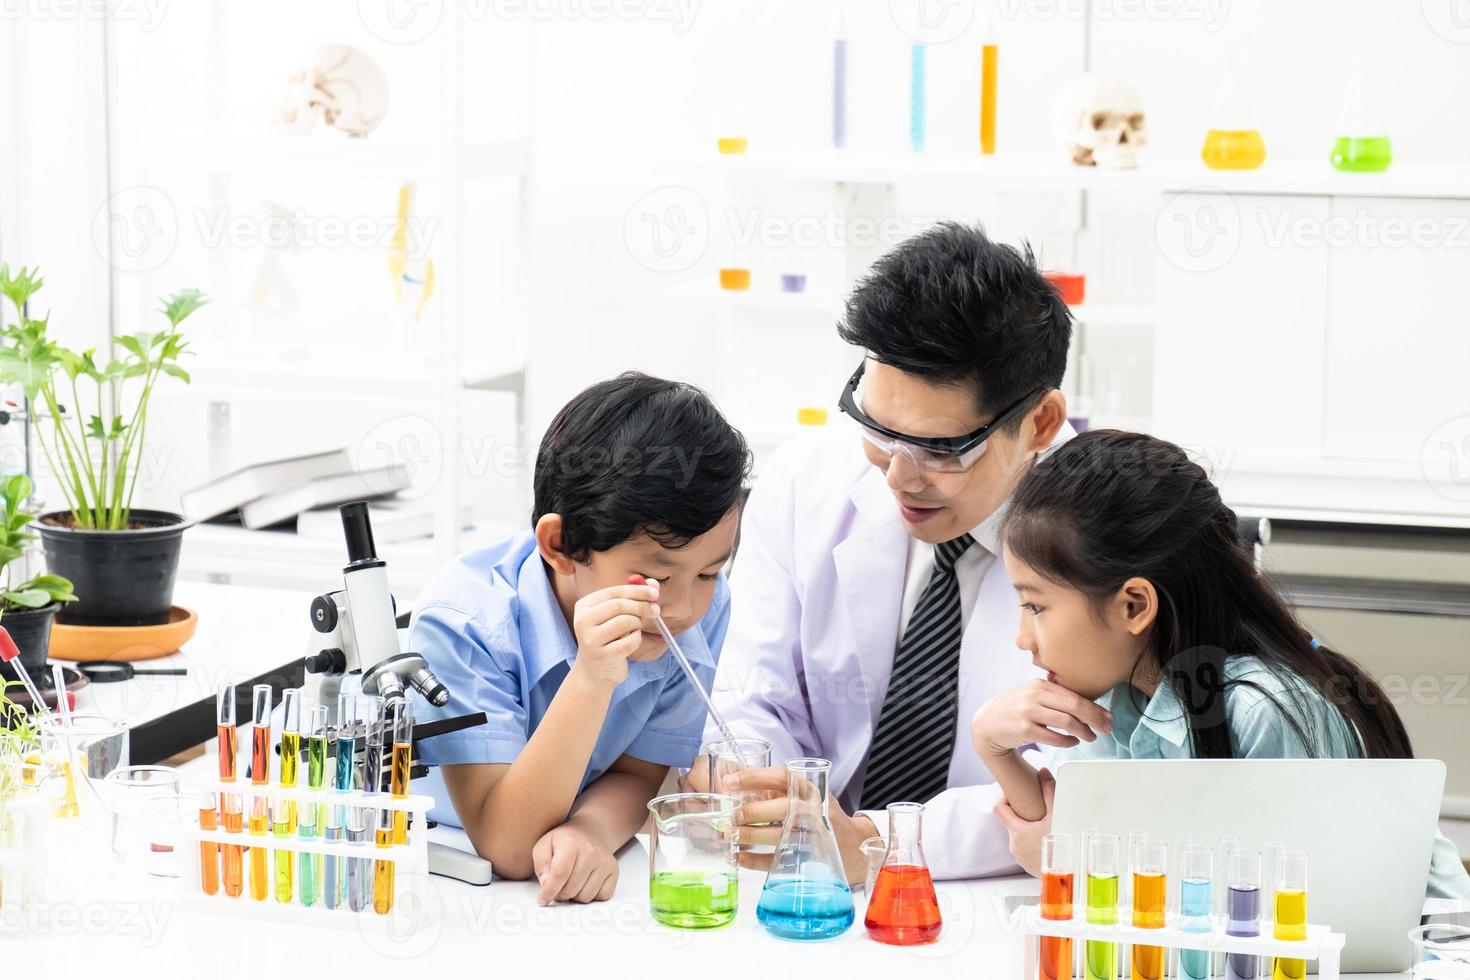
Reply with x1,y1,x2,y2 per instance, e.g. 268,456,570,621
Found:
532,823,619,905
569,581,660,689
970,678,1112,757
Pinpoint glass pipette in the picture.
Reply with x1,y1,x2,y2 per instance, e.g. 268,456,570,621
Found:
626,575,753,768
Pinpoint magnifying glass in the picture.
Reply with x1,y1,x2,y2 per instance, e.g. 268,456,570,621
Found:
77,661,188,684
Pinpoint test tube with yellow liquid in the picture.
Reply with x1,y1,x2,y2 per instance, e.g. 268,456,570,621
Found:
373,700,413,914
1271,852,1309,980
273,689,302,903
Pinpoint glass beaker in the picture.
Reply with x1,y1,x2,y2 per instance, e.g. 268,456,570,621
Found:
102,764,180,858
703,736,774,854
864,801,941,946
39,713,129,818
1330,57,1392,173
1201,56,1267,170
1408,924,1470,979
646,792,740,929
755,757,855,941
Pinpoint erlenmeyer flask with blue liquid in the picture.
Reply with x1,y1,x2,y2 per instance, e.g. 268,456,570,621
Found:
755,758,855,940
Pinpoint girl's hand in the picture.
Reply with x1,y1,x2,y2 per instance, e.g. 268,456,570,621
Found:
995,767,1057,877
971,678,1112,757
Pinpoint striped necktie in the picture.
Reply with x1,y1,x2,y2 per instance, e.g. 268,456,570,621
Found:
860,532,976,811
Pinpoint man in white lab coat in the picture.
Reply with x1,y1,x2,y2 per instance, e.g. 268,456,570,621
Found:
687,223,1078,882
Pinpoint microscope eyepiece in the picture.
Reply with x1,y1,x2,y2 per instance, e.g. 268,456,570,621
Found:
339,500,379,566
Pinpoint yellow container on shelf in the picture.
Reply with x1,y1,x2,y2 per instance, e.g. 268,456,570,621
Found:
797,408,828,426
716,137,748,155
1202,129,1267,170
718,268,751,291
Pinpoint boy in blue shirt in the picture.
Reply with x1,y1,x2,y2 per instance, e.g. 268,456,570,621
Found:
410,373,750,904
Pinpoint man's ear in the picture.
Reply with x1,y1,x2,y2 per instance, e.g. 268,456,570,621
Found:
535,514,578,576
1116,576,1159,636
1025,389,1068,454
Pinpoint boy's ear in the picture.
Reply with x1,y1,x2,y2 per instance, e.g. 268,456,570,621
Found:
535,514,578,577
1025,389,1068,454
1116,576,1159,636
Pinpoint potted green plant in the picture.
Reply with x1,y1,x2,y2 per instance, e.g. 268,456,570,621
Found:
0,473,76,689
0,264,206,626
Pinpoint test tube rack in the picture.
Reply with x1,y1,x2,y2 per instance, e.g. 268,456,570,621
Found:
0,791,47,913
1005,902,1347,980
178,777,437,929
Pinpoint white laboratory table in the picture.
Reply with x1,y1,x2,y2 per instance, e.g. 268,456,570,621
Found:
21,581,1412,977
10,798,1413,979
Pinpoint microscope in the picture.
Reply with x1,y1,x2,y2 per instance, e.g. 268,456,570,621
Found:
305,500,450,721
303,500,493,885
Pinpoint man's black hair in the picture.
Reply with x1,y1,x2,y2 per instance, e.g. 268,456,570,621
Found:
837,222,1072,431
532,372,751,563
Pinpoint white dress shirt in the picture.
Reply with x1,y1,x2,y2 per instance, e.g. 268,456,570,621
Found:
706,421,1071,880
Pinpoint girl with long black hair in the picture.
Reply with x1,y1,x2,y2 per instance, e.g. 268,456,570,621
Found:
970,429,1469,898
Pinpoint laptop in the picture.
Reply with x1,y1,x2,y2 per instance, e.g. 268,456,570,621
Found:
1050,758,1447,973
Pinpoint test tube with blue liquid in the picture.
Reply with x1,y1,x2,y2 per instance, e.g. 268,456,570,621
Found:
324,693,356,909
349,694,384,912
1225,849,1262,980
755,758,854,941
1179,844,1214,980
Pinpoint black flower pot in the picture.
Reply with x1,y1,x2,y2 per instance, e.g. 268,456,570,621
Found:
0,601,59,685
37,509,192,627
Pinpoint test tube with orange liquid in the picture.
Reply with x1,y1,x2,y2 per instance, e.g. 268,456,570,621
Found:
1131,839,1168,980
247,684,273,901
216,682,244,897
373,700,414,914
1039,834,1075,980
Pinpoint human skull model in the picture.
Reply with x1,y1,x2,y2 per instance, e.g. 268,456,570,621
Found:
280,44,390,137
1053,74,1147,169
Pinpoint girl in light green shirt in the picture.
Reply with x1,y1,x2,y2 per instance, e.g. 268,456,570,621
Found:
970,430,1470,900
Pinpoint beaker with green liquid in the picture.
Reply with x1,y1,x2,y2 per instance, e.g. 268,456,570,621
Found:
646,792,741,929
1331,58,1391,173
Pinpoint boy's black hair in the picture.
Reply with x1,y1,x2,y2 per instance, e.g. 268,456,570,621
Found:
837,222,1072,431
532,372,751,563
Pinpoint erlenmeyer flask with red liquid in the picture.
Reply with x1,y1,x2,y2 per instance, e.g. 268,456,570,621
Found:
863,801,942,945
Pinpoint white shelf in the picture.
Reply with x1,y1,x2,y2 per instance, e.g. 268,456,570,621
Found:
141,137,529,181
667,281,842,314
1070,303,1155,328
183,349,526,402
690,149,1470,200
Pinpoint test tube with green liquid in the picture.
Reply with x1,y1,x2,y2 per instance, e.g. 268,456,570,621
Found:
299,703,329,906
1086,834,1120,980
